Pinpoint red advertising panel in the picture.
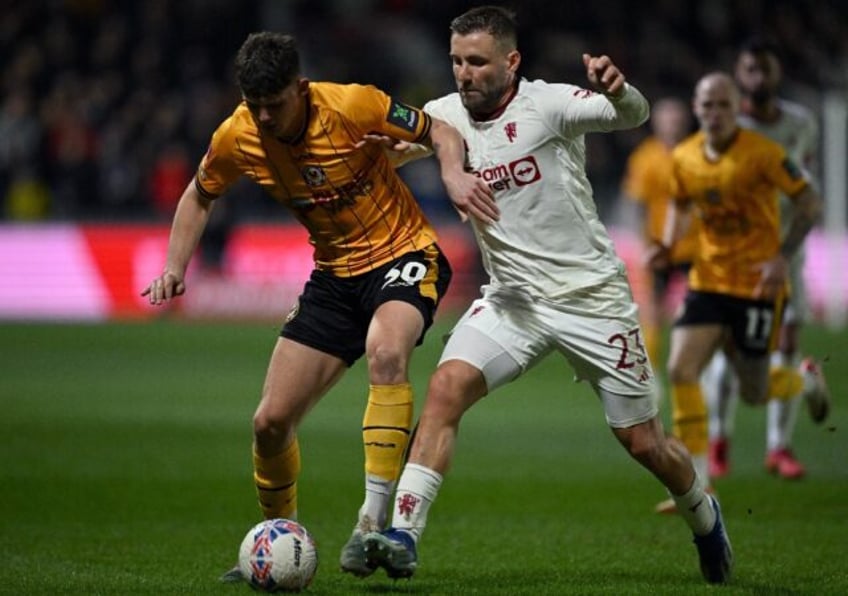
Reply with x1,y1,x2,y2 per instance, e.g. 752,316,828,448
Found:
0,223,842,323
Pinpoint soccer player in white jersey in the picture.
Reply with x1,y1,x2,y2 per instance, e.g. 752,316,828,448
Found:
358,5,732,584
705,37,831,481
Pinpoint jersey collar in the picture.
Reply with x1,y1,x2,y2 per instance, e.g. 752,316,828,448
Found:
470,79,520,122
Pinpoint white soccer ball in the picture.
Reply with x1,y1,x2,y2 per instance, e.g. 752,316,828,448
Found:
238,518,318,592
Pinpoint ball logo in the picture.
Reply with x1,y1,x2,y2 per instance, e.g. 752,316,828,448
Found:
510,157,541,186
249,530,275,583
292,537,303,568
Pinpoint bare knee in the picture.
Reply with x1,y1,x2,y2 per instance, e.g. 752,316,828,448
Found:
253,404,294,454
421,363,485,428
779,322,800,355
618,423,664,466
737,368,769,405
738,379,769,405
667,359,701,385
666,343,706,385
421,368,464,426
615,421,694,494
366,343,408,385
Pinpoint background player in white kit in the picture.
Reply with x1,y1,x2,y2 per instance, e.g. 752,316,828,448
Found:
359,5,732,585
704,36,831,481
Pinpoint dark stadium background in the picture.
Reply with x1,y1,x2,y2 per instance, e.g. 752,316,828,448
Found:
3,0,845,222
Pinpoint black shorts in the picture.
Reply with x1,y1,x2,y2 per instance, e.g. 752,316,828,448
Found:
281,244,452,366
673,290,784,356
653,262,691,299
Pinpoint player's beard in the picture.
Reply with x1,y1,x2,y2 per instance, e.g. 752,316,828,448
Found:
749,87,773,107
460,82,511,118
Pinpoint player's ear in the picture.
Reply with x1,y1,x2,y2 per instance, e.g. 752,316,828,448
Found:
507,49,521,73
297,77,310,96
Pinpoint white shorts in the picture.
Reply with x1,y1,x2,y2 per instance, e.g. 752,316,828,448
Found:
439,274,659,428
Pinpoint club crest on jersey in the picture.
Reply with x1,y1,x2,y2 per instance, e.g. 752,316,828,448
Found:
386,101,418,133
572,88,598,98
504,122,517,143
705,188,721,204
301,166,327,187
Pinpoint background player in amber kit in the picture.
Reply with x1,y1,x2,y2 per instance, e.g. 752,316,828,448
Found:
361,6,732,585
620,97,695,368
648,72,822,512
140,32,497,581
705,37,831,480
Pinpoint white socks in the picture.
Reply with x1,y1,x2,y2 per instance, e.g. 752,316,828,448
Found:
358,474,395,532
704,351,738,440
672,476,717,536
391,463,443,542
767,397,801,450
692,454,709,489
767,352,802,451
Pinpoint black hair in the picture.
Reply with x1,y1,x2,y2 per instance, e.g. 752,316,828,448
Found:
738,34,782,61
450,5,518,49
235,32,300,98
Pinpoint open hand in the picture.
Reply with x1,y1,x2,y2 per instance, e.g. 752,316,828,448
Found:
141,271,186,305
752,255,789,299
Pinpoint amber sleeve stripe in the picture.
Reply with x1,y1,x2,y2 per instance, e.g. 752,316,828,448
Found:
413,112,432,144
194,177,220,199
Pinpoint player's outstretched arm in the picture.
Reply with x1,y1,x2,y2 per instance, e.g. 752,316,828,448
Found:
781,185,823,259
428,118,499,224
753,184,822,299
141,181,215,305
646,198,690,271
355,134,431,168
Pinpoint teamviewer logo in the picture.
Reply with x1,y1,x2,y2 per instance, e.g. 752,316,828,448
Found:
509,156,541,186
476,155,542,192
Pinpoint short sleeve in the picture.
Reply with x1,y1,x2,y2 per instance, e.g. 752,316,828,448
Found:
195,117,244,198
343,84,432,144
762,144,809,198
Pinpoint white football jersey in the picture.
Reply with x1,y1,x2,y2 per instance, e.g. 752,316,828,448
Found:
738,98,819,233
737,98,817,173
424,79,649,299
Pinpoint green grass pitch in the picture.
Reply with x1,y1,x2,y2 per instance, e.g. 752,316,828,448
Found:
1,318,846,595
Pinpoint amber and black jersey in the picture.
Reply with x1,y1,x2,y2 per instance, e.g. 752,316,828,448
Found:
196,82,438,277
622,136,698,264
670,128,808,300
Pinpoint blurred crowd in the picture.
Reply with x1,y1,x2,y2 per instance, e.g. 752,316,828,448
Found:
2,0,846,224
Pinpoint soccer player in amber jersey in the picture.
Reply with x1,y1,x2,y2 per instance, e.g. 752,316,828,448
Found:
140,32,498,581
705,37,831,481
621,97,695,367
360,6,732,585
648,72,822,512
